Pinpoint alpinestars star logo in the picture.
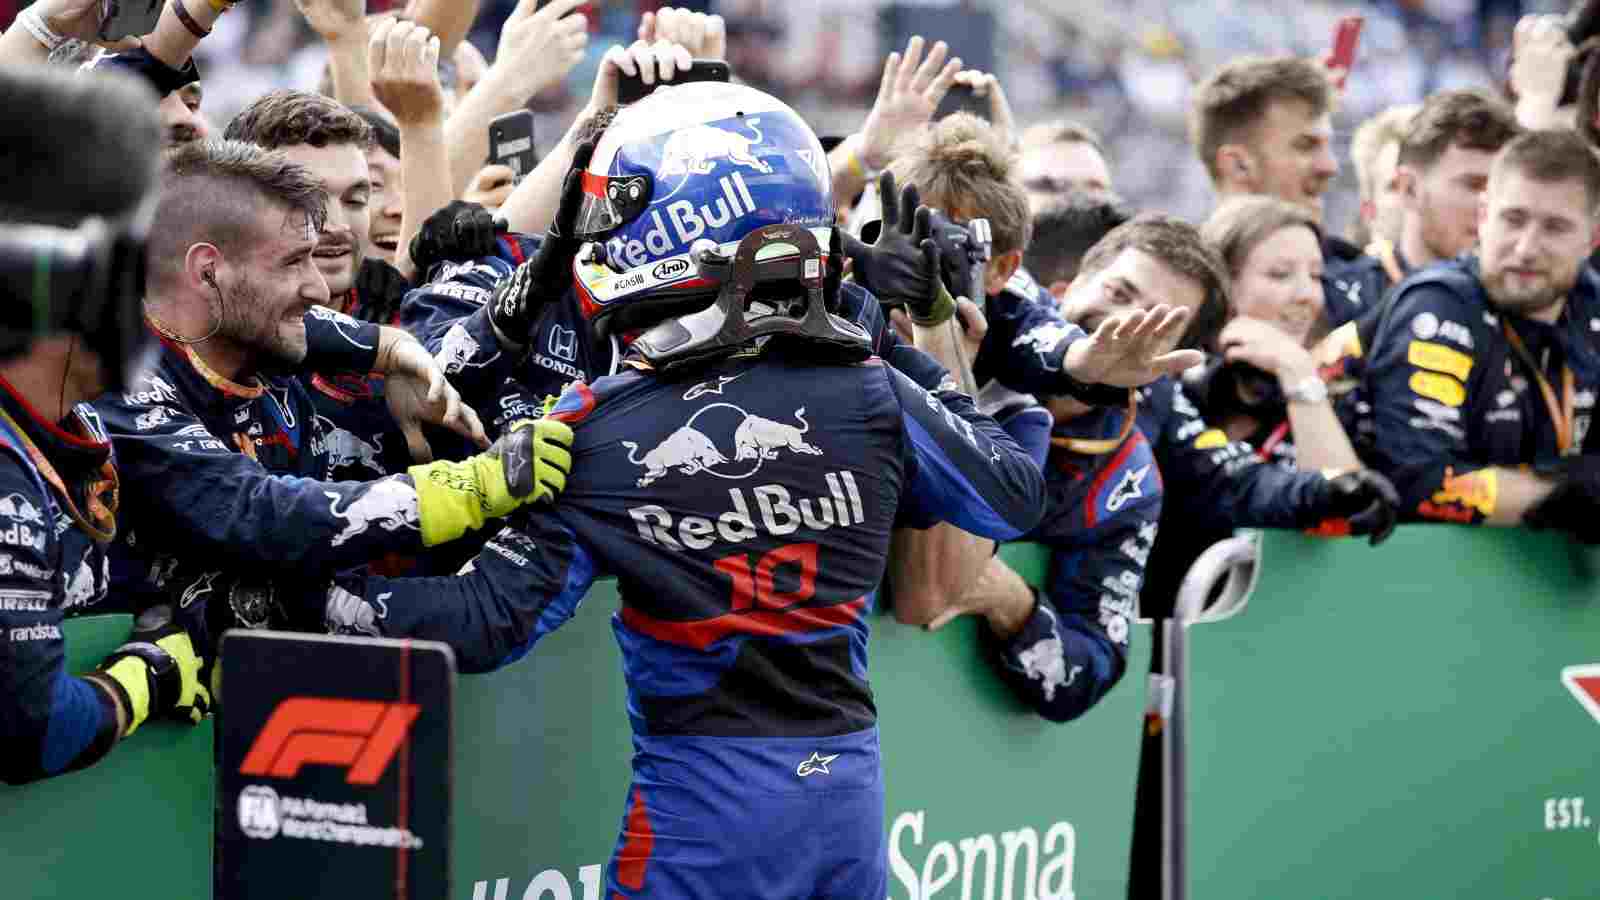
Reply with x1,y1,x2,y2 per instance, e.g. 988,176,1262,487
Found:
796,751,840,777
1561,664,1600,724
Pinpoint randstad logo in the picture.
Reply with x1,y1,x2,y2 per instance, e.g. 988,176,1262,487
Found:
605,172,759,270
621,402,821,488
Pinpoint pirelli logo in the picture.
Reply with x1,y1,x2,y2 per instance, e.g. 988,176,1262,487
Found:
239,697,420,786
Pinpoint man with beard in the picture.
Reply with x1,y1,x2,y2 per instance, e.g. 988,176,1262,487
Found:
1359,129,1600,537
1324,90,1520,330
94,140,571,619
225,87,451,482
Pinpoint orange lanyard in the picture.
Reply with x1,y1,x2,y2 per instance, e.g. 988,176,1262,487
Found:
0,407,118,544
1502,321,1577,454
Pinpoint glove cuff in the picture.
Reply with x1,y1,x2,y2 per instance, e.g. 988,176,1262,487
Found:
94,653,161,736
910,280,958,327
409,455,515,547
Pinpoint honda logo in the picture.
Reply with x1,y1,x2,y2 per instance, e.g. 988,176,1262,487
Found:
239,697,420,785
547,325,578,362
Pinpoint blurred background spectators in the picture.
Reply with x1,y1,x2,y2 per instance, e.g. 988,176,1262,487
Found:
4,0,1569,235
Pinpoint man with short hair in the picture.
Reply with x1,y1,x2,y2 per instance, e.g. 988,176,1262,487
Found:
1060,216,1400,610
1361,129,1600,538
1188,55,1339,223
1326,90,1520,329
226,87,452,482
94,140,569,616
1346,104,1419,250
226,90,380,308
1017,119,1114,212
1020,190,1132,297
878,112,1159,627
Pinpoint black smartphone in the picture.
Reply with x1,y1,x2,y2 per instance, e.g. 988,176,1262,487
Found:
98,0,165,42
488,110,537,182
618,58,731,105
935,83,990,122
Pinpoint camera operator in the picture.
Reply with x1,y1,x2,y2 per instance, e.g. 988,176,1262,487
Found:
0,67,210,784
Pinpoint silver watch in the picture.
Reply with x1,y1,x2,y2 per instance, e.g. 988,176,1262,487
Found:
1284,375,1329,405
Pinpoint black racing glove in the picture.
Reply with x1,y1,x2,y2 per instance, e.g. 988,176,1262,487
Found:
352,257,411,324
409,200,503,277
840,171,971,320
488,142,593,345
1307,469,1401,545
1525,456,1600,543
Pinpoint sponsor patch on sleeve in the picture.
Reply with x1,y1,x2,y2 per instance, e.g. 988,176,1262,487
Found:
1408,371,1466,407
1407,340,1473,381
1193,428,1229,450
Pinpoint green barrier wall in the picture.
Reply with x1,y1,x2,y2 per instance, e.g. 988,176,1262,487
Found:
1187,528,1600,900
1,544,1149,900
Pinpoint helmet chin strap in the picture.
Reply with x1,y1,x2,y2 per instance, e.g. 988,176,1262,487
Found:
630,224,871,372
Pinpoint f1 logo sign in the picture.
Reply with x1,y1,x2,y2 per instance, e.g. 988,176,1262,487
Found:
1561,665,1600,725
239,697,421,785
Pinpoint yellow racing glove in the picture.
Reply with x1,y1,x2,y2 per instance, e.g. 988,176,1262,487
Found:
409,416,574,546
92,605,211,735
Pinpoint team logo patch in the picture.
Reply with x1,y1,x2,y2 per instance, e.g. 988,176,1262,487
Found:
621,403,821,487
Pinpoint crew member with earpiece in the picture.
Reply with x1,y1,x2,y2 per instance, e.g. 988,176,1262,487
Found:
0,67,213,784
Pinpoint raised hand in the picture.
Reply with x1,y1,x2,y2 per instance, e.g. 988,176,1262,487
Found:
369,18,445,126
490,0,590,101
638,7,727,60
858,36,963,172
293,0,366,42
1063,306,1204,388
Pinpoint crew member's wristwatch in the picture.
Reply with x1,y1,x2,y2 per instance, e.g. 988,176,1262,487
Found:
1284,375,1329,405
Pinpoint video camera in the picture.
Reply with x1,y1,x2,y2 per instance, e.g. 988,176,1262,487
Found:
0,211,153,393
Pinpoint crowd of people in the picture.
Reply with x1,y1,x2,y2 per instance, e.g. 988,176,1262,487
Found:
5,0,1600,895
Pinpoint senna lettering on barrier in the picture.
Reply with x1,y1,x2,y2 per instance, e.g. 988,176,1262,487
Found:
466,811,1079,900
239,697,421,786
889,810,1077,900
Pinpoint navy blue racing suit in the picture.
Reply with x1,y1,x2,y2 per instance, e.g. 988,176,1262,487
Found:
92,326,445,626
1134,374,1331,612
1357,258,1600,522
402,242,1098,444
986,404,1161,722
0,378,120,784
334,348,1046,899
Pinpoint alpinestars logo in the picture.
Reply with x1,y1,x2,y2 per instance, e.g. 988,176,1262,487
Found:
239,697,420,785
1561,665,1600,724
796,751,839,777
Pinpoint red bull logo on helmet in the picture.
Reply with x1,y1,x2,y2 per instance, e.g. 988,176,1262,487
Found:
579,84,834,317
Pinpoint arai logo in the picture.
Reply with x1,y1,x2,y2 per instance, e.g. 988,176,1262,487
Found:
652,258,691,280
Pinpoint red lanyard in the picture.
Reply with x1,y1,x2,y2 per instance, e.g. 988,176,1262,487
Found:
1502,321,1576,454
1255,421,1292,462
